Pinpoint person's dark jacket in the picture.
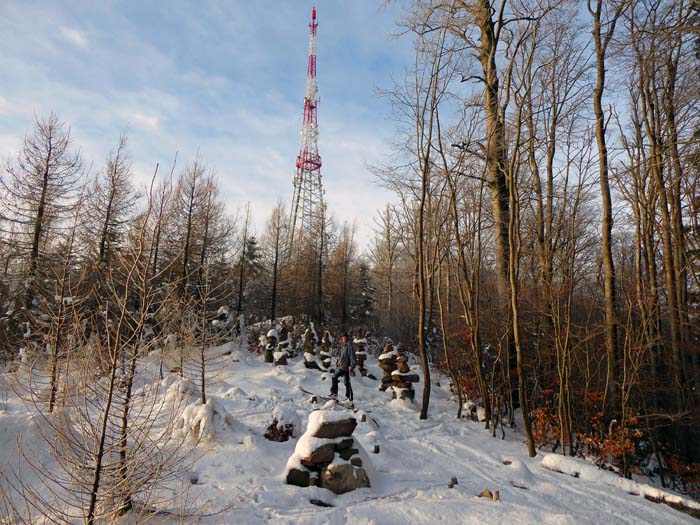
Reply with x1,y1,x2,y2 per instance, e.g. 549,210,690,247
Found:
337,339,356,371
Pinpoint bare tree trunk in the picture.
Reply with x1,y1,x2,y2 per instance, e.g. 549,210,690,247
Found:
236,204,250,317
317,207,325,325
474,0,511,308
26,146,52,309
589,0,626,415
437,256,463,418
270,227,280,322
180,159,201,295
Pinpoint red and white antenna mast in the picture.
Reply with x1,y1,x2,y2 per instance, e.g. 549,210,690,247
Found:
289,6,325,252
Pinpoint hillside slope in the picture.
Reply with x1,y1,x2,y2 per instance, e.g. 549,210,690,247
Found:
1,342,698,524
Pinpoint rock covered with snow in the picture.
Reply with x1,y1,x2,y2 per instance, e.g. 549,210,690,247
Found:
304,352,321,370
378,342,419,400
263,330,278,364
302,327,324,370
273,351,287,365
353,337,368,376
320,331,333,369
285,409,370,494
264,403,302,442
303,328,315,355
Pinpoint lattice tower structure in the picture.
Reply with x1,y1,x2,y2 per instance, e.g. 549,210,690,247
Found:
289,6,325,253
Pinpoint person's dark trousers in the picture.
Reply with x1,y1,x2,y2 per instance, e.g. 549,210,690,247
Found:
331,368,353,401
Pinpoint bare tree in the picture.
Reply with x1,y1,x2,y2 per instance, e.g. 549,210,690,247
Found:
588,0,628,415
263,201,288,322
0,113,83,314
84,134,137,270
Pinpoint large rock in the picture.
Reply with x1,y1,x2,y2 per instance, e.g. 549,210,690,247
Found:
304,359,321,370
339,447,359,461
335,437,354,450
286,467,310,487
320,463,370,494
313,417,357,439
300,443,336,467
378,360,397,371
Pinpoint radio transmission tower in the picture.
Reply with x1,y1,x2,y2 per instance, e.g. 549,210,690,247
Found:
289,6,325,252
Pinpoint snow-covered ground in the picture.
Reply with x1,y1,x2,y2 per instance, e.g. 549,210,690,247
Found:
1,342,698,524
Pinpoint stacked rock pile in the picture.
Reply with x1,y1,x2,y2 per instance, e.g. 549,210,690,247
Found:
378,342,419,400
278,321,292,356
272,329,288,365
303,328,321,370
378,341,397,391
320,331,333,370
264,329,277,364
285,410,370,494
353,337,368,376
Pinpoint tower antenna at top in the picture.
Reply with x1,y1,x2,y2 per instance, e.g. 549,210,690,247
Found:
289,5,324,253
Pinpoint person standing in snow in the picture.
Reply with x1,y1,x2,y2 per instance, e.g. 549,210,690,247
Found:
330,333,356,402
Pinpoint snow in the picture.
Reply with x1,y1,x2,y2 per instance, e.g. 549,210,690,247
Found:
1,340,698,524
307,408,355,432
175,396,235,442
542,454,700,510
290,432,335,463
378,350,397,360
271,403,301,437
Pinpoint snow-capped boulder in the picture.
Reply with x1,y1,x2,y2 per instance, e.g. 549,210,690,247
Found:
285,409,370,494
312,416,357,439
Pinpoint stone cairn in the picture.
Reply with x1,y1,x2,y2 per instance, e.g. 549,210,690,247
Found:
320,331,333,370
267,328,288,366
264,329,277,364
286,410,370,494
303,328,322,370
353,337,368,376
378,342,419,400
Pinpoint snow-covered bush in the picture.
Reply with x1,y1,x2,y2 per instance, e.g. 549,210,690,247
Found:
175,397,234,442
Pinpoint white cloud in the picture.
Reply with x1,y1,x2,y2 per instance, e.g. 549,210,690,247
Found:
124,111,160,130
59,26,88,48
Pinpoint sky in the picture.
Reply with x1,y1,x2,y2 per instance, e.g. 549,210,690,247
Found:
0,1,414,248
